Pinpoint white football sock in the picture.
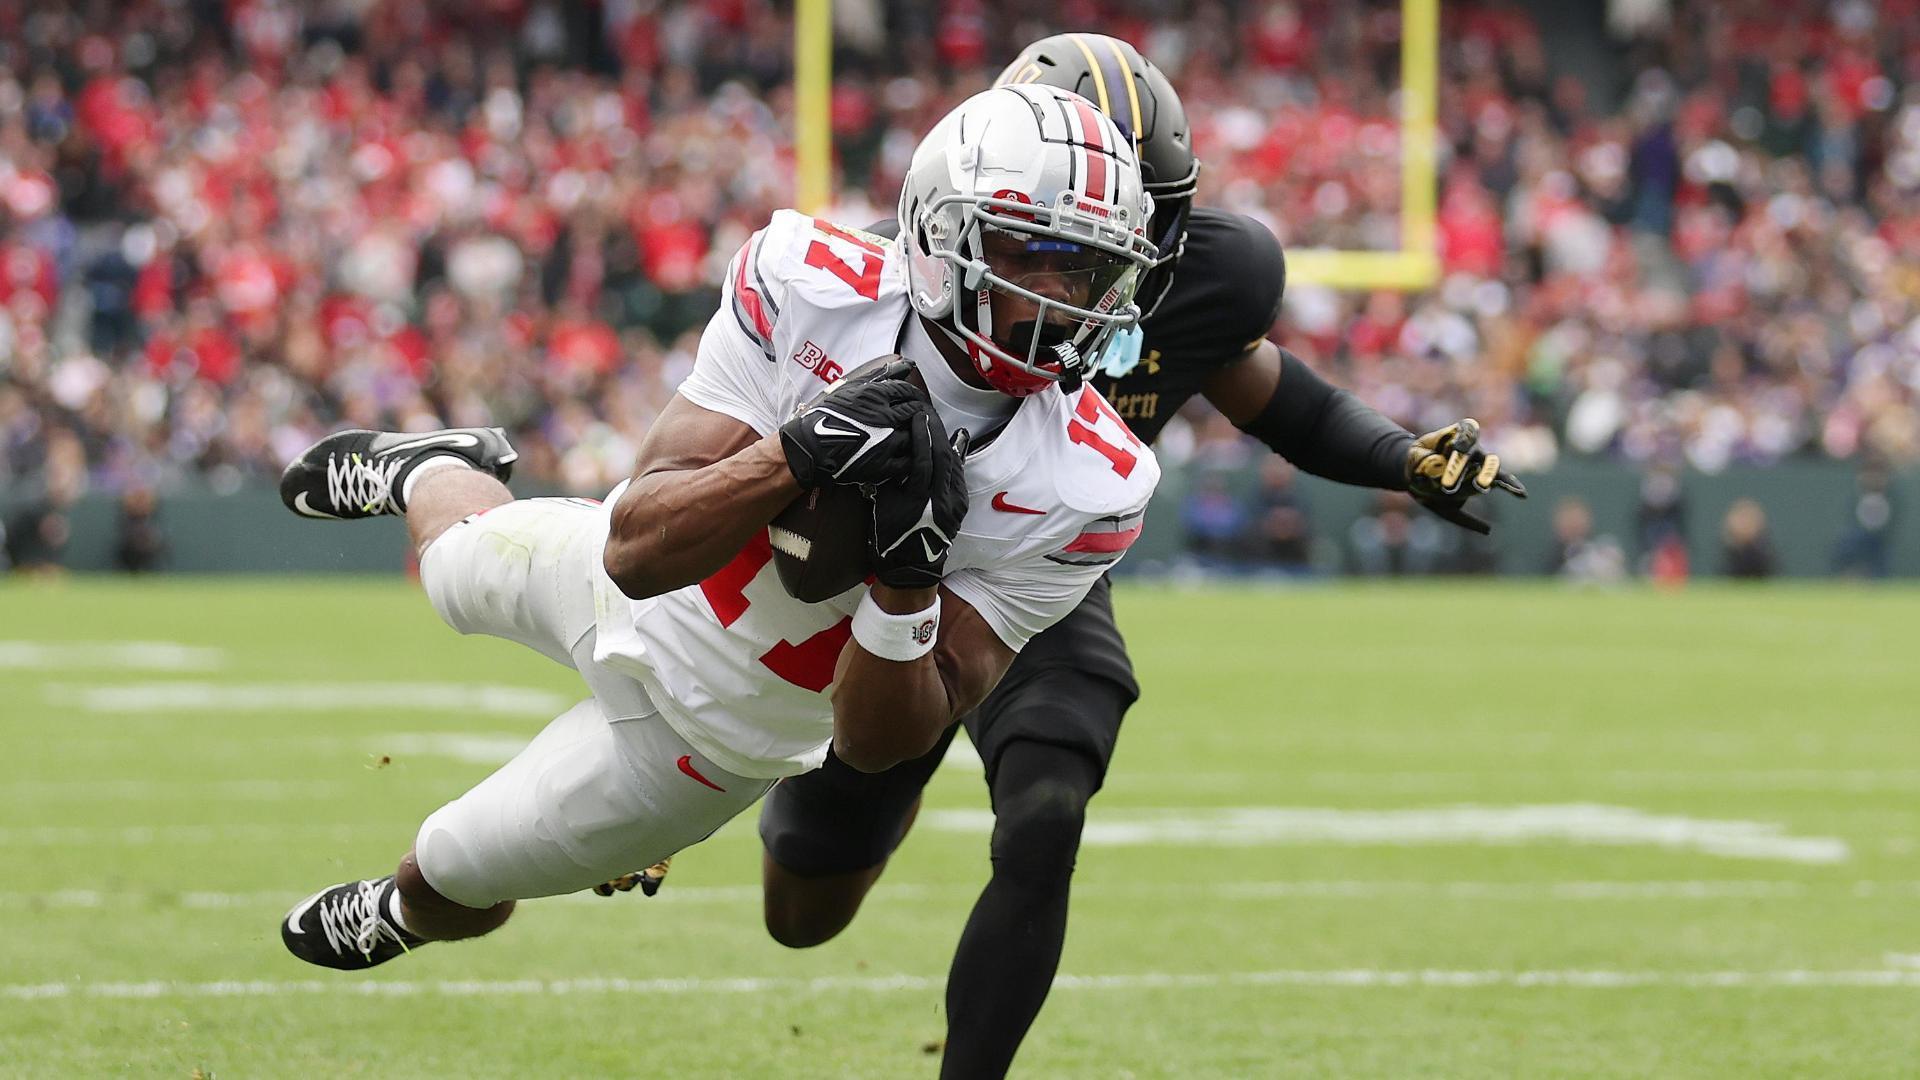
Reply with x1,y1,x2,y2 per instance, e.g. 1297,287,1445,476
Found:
385,881,418,937
400,454,471,507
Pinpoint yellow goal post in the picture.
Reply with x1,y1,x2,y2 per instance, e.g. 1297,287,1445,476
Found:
792,0,1440,292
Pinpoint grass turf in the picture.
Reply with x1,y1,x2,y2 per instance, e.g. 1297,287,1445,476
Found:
2,576,1916,1077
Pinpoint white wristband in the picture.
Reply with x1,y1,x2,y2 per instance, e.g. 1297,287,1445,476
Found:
851,591,940,662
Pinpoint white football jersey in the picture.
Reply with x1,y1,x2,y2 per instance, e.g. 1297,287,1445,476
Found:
590,209,1160,778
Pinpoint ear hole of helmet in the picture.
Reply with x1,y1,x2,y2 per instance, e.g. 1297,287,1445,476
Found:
907,200,956,319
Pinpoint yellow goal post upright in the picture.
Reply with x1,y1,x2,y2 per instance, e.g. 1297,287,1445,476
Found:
793,0,834,215
791,0,1440,292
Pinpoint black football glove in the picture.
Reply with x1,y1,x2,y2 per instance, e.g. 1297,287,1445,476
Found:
1404,417,1527,535
869,415,970,590
778,359,933,488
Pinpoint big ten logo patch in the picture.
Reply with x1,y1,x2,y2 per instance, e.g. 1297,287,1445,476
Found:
793,341,844,384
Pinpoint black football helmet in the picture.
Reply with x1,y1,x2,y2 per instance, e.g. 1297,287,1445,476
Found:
996,33,1200,317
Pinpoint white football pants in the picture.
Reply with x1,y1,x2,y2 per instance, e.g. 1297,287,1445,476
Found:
414,497,771,908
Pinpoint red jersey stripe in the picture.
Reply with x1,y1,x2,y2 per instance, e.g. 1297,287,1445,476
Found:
732,239,775,341
1063,523,1142,554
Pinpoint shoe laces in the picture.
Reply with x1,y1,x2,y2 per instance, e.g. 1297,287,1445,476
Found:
326,451,404,516
318,879,410,960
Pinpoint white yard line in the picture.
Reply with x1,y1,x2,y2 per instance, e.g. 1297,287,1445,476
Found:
7,880,1917,911
7,969,1920,1001
0,825,376,845
0,641,227,671
377,733,534,765
42,682,571,717
1101,769,1920,794
925,804,1851,864
0,780,344,800
0,804,1854,865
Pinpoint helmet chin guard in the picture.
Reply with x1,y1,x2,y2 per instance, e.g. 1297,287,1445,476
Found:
899,84,1158,397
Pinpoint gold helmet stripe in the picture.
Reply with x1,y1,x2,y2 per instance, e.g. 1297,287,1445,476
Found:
1102,36,1145,143
1067,34,1113,115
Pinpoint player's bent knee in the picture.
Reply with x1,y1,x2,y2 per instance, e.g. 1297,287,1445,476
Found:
761,854,875,949
415,504,537,637
990,775,1091,885
417,523,482,634
763,902,848,950
395,850,515,940
994,774,1090,845
413,811,518,912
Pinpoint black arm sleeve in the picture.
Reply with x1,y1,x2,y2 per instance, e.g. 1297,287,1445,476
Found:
1236,349,1414,490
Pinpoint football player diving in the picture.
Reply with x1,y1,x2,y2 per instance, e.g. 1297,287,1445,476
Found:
715,33,1528,1080
269,82,1167,977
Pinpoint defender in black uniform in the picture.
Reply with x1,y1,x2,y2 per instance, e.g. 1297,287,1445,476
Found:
755,35,1519,1079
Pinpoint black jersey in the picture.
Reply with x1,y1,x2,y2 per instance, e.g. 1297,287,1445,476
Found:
1090,207,1287,444
761,214,1289,877
866,208,1284,444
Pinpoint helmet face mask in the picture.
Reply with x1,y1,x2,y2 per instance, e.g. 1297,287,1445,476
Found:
1138,159,1199,316
900,84,1158,397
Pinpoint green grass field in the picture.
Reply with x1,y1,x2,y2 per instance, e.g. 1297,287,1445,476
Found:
3,577,1917,1078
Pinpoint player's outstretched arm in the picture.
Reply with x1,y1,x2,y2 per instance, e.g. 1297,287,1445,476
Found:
1206,341,1524,532
603,395,799,600
1205,340,1414,489
832,585,1013,773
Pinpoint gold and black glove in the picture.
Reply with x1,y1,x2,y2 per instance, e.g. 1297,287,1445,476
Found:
593,858,672,898
1404,418,1527,535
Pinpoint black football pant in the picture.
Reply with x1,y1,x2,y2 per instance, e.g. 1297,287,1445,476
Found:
760,576,1137,1078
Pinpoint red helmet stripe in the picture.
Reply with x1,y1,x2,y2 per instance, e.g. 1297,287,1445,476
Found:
1071,98,1110,203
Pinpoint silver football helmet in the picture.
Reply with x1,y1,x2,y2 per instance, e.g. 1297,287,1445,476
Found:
898,83,1157,396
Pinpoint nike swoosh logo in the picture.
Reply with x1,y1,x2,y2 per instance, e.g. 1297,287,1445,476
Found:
813,408,892,480
290,491,340,519
812,417,865,440
676,754,727,793
381,432,481,455
919,536,941,563
284,885,337,935
991,492,1046,515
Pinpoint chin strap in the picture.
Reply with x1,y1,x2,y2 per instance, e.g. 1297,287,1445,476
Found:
937,319,1087,392
1051,341,1085,392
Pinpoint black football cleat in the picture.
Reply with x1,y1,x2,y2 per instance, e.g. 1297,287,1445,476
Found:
281,876,426,971
280,427,518,520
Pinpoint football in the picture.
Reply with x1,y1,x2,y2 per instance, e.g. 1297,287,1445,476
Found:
768,482,872,602
767,355,926,602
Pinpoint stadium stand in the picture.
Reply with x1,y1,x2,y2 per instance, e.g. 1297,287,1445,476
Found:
0,0,1915,507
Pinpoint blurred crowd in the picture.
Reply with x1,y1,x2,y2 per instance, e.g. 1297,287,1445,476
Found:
1168,455,1897,581
0,0,1917,524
